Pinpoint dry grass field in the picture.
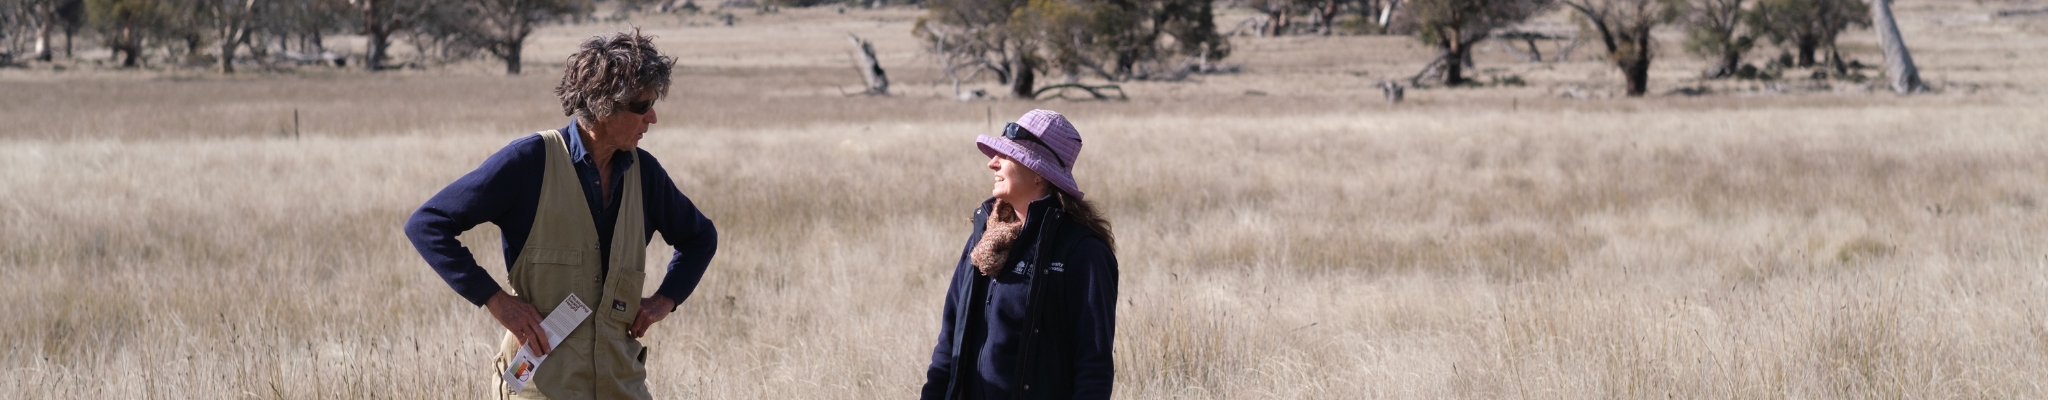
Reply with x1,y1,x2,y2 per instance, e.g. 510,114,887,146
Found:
5,0,2048,398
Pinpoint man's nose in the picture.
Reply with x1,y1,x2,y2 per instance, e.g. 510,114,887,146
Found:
644,107,659,124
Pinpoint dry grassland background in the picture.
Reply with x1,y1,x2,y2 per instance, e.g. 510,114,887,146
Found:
4,0,2048,398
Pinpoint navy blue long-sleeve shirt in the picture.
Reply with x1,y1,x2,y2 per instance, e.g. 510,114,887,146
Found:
405,122,718,307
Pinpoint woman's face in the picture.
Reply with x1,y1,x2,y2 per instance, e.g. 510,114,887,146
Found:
988,154,1046,205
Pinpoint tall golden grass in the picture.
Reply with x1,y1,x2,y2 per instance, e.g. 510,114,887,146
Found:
4,1,2047,398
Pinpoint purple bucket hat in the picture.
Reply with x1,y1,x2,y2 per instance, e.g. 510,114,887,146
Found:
977,109,1085,200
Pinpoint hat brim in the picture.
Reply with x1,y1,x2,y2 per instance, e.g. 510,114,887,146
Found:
976,135,1084,200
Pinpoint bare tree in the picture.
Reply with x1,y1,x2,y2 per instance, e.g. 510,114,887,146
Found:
1400,0,1554,86
1867,0,1919,93
441,0,579,74
1564,0,1679,96
1681,0,1748,79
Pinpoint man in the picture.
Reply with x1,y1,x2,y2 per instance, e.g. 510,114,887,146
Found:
404,31,716,400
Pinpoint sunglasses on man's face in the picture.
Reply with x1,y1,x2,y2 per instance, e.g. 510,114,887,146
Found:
1003,122,1067,168
623,99,655,115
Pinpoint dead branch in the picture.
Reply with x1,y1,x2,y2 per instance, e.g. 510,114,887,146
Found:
1031,83,1127,101
847,33,888,95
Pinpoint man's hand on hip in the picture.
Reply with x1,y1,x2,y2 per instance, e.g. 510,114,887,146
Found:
486,290,550,356
629,295,675,338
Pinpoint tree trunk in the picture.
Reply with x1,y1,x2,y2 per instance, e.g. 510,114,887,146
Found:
215,0,256,74
34,12,55,61
362,0,390,71
118,26,139,67
1441,39,1470,86
1623,57,1649,96
1869,0,1922,93
499,15,531,75
502,43,523,74
1442,55,1465,86
1824,44,1847,76
1795,37,1817,67
1378,0,1398,28
1316,0,1338,36
219,38,239,73
1010,54,1036,98
184,35,203,64
367,31,391,71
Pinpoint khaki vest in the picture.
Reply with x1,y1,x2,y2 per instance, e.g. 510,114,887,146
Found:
494,130,651,400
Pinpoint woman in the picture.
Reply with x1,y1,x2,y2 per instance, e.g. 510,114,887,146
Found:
921,109,1119,400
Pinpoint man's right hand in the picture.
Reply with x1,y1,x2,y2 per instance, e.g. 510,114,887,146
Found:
486,290,550,356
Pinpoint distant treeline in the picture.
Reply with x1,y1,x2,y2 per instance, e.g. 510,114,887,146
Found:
2,0,1884,94
0,0,636,73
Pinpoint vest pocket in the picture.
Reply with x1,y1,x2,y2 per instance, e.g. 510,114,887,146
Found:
605,268,645,325
514,246,586,316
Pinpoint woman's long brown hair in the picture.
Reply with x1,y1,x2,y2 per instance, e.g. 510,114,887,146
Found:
1056,191,1115,252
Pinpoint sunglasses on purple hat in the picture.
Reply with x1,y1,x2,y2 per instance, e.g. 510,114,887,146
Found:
1003,122,1067,168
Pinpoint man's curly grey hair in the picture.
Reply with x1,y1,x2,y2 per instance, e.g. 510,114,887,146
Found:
556,30,675,127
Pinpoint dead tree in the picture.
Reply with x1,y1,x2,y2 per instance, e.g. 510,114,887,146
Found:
847,33,888,95
1868,0,1921,93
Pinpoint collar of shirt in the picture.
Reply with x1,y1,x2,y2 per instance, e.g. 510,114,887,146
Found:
563,120,635,171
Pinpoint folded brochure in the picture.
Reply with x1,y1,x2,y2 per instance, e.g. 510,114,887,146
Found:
502,293,595,393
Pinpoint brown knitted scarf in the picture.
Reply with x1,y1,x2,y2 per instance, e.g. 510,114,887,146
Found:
970,202,1025,276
